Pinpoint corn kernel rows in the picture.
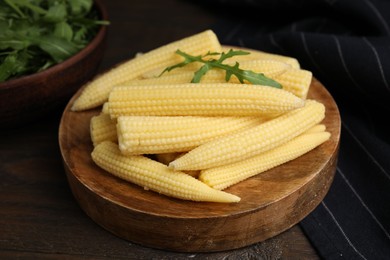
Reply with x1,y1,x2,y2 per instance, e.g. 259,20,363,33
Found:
83,30,329,203
168,100,325,171
117,116,266,154
199,129,331,190
107,83,305,118
92,141,240,203
72,30,222,111
90,99,328,203
73,30,313,112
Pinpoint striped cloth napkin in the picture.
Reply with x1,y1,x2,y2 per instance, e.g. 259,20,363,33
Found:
204,0,390,258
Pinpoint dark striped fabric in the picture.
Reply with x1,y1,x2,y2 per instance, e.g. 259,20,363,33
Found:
199,0,390,258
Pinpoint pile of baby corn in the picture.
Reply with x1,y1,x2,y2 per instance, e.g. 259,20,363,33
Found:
72,30,331,203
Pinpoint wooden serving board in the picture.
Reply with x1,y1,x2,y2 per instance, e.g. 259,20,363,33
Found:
59,77,341,253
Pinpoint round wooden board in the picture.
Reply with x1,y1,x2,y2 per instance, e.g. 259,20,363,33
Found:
59,77,341,253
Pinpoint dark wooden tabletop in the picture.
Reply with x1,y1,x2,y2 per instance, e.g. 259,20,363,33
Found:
0,0,321,259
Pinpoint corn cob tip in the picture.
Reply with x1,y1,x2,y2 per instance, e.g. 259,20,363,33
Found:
168,162,177,170
223,193,241,203
70,100,81,111
92,141,240,203
71,96,97,111
70,29,222,112
199,130,331,190
167,98,326,171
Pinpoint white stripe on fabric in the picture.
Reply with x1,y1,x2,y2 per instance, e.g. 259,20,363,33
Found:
342,121,390,181
321,201,368,260
332,35,366,93
300,32,327,77
269,34,284,52
362,0,390,35
362,37,390,91
337,167,390,239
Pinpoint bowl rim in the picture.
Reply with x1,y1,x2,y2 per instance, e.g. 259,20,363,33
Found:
0,0,108,90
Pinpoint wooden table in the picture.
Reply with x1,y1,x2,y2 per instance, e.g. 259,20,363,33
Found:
0,0,321,258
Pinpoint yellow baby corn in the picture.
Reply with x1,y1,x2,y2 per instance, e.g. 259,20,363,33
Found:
124,72,202,86
221,46,300,69
305,124,326,134
90,113,117,146
108,83,304,118
91,141,240,203
101,102,110,114
142,48,294,79
155,153,200,178
164,58,290,78
71,30,222,111
275,68,312,99
169,99,325,171
124,70,230,86
237,59,291,77
117,116,265,155
199,130,331,190
125,59,290,86
141,62,202,79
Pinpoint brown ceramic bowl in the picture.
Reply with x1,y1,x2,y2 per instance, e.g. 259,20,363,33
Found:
0,0,108,128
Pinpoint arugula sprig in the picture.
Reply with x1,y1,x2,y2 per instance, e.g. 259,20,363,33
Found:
0,0,109,82
161,49,282,88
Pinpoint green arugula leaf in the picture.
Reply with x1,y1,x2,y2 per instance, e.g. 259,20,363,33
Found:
160,54,197,74
68,0,93,15
0,50,29,81
0,54,18,81
192,64,210,83
160,50,219,76
73,26,88,42
36,36,79,62
10,0,47,15
54,21,73,41
161,49,283,88
3,0,26,18
217,49,249,63
0,0,109,82
0,38,29,50
44,3,67,23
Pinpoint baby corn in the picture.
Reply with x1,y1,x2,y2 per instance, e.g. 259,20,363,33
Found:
117,116,265,154
90,113,117,146
275,68,312,99
71,30,221,111
108,83,304,118
199,127,331,190
72,29,334,204
221,46,300,69
91,141,240,203
169,100,325,171
124,59,290,86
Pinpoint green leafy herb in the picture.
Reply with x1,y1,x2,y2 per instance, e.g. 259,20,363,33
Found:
0,0,109,82
161,49,282,88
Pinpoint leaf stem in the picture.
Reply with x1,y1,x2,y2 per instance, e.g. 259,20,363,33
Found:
164,49,282,88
